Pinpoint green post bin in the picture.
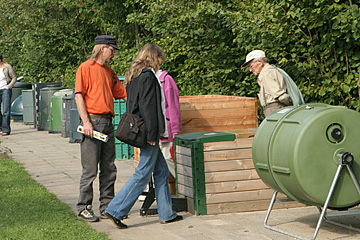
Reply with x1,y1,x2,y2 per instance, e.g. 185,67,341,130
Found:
38,85,65,131
174,131,236,215
10,95,23,122
48,89,73,133
22,89,34,125
61,94,73,137
112,98,134,159
69,92,82,143
11,82,32,105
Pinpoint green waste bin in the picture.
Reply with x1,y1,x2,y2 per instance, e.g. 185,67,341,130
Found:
48,89,73,133
174,131,236,215
69,91,82,143
11,82,32,105
38,85,65,131
22,89,34,125
61,94,73,137
252,103,360,209
112,98,133,159
10,95,23,122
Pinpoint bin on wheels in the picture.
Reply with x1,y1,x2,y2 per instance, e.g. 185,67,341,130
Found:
22,89,34,125
48,89,73,133
62,94,73,137
38,85,64,131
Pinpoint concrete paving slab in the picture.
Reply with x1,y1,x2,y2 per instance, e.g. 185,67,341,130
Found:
2,121,360,240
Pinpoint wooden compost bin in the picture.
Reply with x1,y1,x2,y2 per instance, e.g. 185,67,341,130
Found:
133,95,303,214
179,95,258,134
134,95,258,164
175,134,305,215
133,95,258,195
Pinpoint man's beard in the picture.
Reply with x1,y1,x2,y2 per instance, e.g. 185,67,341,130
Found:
105,57,113,64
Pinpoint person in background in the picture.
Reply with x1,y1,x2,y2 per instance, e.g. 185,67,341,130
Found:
0,53,17,136
156,69,181,180
75,35,127,222
104,43,183,229
245,50,304,117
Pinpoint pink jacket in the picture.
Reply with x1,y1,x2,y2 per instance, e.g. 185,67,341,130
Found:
159,71,181,142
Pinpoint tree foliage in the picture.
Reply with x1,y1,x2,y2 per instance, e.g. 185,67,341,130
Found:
1,0,360,114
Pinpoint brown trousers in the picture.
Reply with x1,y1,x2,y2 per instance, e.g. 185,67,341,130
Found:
263,102,287,117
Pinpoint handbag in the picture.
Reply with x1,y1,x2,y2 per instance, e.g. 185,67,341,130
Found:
115,112,147,148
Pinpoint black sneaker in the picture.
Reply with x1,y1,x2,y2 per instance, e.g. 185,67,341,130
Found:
160,215,183,224
100,211,108,219
78,205,100,222
104,211,128,229
101,211,128,219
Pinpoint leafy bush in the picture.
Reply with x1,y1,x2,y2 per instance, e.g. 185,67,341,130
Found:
1,0,360,113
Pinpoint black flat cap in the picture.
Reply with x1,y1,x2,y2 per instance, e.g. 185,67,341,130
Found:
94,35,119,50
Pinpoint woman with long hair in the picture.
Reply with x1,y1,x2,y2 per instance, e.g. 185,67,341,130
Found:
104,44,183,229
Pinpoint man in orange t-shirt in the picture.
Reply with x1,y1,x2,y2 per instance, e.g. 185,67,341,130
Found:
75,35,127,222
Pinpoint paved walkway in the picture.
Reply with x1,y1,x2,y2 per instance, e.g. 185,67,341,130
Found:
2,121,360,240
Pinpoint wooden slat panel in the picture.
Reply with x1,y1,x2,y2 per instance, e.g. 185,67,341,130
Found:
206,189,274,204
177,183,193,198
203,149,253,162
205,179,268,194
180,95,234,101
180,108,256,119
176,164,193,177
203,138,253,151
204,159,254,172
180,95,253,101
206,199,306,215
175,146,191,156
205,169,260,182
179,95,257,135
176,154,192,167
177,174,193,188
134,147,140,162
181,116,257,129
222,129,257,139
180,99,257,110
181,124,258,134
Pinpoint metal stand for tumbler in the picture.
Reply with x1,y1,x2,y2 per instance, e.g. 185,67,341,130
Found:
264,152,360,240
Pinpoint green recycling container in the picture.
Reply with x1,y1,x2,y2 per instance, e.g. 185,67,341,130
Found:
112,76,133,159
61,94,73,137
69,91,82,143
38,85,65,131
252,103,360,208
113,97,133,159
48,89,73,133
10,95,23,122
174,131,236,215
22,89,34,125
11,82,32,105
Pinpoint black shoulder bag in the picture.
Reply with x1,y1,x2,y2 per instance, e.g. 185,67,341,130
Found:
115,112,147,148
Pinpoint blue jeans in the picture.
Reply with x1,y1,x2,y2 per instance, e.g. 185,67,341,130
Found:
0,89,12,134
106,141,177,222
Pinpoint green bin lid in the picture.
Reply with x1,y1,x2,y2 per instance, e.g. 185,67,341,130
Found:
53,89,73,97
175,131,235,145
13,82,32,88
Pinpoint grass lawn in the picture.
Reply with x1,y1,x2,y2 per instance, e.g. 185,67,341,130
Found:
0,157,110,240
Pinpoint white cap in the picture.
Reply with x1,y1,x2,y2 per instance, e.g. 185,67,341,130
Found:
244,50,266,65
